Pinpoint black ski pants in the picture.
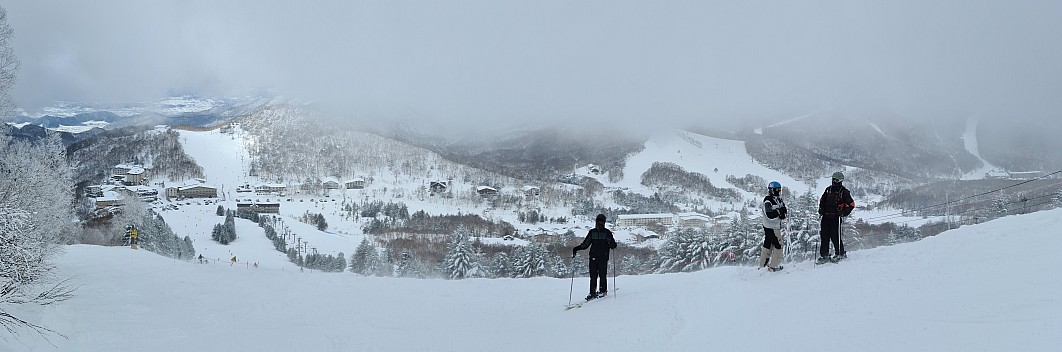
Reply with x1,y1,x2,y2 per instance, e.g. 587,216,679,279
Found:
820,216,845,258
588,257,608,294
762,227,782,250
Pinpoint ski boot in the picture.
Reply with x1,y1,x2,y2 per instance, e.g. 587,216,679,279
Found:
585,292,599,301
767,266,784,272
815,256,830,265
597,291,608,298
830,253,847,263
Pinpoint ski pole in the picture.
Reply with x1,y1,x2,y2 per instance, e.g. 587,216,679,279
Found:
838,216,845,256
569,255,577,308
612,248,617,299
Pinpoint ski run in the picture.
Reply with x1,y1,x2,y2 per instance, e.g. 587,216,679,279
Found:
5,207,1060,351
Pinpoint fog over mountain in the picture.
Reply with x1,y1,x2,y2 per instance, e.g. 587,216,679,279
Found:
5,1,1060,132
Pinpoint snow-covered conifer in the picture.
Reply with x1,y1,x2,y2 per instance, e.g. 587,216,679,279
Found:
349,238,381,276
889,224,922,245
443,227,480,279
512,243,549,277
658,228,713,273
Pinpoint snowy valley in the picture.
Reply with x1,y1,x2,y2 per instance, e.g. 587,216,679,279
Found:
3,99,1062,351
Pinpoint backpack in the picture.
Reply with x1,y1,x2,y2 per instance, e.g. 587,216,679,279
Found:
818,186,846,217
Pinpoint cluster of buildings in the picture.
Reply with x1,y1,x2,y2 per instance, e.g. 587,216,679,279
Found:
90,164,221,208
615,212,717,230
237,178,368,196
430,180,541,199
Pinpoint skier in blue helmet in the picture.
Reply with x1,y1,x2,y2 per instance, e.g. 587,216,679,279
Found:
760,181,787,271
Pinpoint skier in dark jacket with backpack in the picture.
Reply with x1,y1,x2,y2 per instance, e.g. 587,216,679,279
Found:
818,171,856,264
573,214,617,300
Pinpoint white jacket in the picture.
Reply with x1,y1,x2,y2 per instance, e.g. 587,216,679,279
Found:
761,195,786,229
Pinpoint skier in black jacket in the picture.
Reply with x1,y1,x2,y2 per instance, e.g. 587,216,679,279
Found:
817,171,856,264
573,214,617,300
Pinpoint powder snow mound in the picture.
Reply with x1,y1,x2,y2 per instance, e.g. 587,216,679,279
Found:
6,209,1060,351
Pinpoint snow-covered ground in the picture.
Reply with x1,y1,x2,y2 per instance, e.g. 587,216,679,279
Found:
609,130,809,206
6,207,1059,351
961,118,1000,180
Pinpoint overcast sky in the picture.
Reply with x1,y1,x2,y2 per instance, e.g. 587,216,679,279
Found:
4,1,1060,127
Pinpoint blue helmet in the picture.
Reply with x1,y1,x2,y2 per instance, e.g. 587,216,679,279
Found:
768,181,782,190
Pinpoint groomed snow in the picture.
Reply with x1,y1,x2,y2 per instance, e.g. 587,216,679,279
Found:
6,208,1059,351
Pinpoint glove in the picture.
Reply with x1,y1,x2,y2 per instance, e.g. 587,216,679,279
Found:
571,248,578,258
778,207,788,219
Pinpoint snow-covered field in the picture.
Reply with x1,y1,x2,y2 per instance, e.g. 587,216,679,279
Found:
5,207,1060,351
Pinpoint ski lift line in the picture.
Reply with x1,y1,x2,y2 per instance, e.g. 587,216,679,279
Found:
863,170,1062,222
889,192,1061,226
897,190,1058,221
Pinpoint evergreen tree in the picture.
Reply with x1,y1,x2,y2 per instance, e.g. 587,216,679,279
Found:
443,227,480,279
512,243,549,277
993,192,1009,217
658,228,713,272
395,250,417,278
889,224,922,245
134,213,194,260
488,252,512,278
316,213,328,231
783,190,821,262
334,252,347,272
212,213,237,244
216,205,225,216
349,238,381,276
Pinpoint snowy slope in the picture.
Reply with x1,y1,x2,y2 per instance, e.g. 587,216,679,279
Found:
961,118,1001,180
612,130,809,200
7,208,1059,351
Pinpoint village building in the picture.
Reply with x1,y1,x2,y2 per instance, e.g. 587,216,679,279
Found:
255,183,287,195
429,181,449,195
165,180,218,199
95,191,124,208
676,212,713,228
236,202,280,214
616,213,676,228
178,185,218,198
476,186,498,197
86,185,103,198
113,164,148,185
345,178,366,189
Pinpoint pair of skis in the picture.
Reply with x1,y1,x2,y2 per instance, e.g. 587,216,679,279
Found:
565,292,611,310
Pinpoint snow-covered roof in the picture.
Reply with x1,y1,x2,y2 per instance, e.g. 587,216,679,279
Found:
237,202,280,206
477,186,497,192
677,212,712,221
127,166,146,175
125,185,154,192
97,191,123,202
179,184,216,191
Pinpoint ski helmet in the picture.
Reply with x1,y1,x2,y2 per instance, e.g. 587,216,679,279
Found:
832,171,845,182
767,181,782,190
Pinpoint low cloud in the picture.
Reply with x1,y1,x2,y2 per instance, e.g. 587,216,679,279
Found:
5,1,1060,127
